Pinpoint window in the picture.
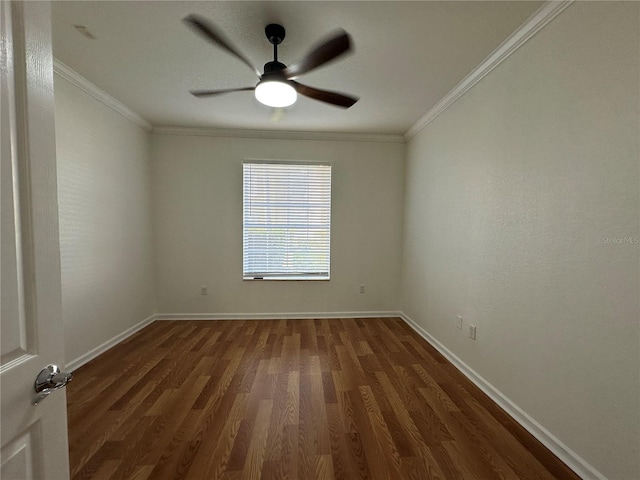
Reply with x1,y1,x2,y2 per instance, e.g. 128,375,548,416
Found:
243,161,331,280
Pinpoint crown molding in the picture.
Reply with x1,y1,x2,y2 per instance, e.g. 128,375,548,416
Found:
404,0,574,141
152,126,406,144
53,58,152,132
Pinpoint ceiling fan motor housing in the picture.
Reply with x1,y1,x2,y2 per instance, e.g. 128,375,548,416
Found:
263,60,287,75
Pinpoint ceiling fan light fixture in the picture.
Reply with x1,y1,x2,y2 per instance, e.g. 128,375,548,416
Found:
255,80,297,108
184,16,358,108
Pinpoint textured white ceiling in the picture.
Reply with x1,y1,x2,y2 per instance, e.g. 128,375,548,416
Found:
51,1,542,135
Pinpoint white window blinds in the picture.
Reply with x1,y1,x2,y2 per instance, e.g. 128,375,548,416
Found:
243,161,331,280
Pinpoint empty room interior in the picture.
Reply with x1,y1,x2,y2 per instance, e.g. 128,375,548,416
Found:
1,1,638,479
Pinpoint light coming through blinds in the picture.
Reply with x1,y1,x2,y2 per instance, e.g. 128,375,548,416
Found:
243,161,331,280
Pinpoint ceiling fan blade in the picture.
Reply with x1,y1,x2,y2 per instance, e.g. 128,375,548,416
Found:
292,81,358,108
190,87,255,97
283,30,352,79
184,14,261,78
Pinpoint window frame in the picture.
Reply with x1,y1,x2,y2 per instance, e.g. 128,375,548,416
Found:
242,159,332,281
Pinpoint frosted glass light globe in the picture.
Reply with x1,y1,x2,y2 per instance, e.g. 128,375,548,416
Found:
255,80,297,108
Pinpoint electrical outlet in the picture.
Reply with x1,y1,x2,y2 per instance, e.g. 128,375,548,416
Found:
359,284,366,294
457,315,463,330
201,286,208,296
468,324,477,340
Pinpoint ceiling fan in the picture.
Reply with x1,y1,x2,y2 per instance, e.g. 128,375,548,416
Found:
183,15,359,109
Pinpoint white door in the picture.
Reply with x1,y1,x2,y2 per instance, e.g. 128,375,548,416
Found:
1,1,71,479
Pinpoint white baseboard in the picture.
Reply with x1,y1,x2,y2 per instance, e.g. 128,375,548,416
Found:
399,312,605,480
66,313,156,371
156,311,402,321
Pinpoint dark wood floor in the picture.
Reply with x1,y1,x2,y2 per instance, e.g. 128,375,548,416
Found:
67,318,580,479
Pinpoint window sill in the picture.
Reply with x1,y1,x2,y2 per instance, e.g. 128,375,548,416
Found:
243,276,330,281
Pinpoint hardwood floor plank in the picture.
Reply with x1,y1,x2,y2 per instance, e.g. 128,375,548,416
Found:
198,393,247,478
72,440,124,480
147,408,202,480
242,400,274,478
336,390,377,479
322,402,356,480
314,454,335,480
357,386,403,476
68,318,581,480
90,459,121,480
128,465,155,480
263,374,293,463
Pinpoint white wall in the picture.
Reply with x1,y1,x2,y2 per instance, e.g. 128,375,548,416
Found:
400,3,639,479
151,134,404,315
55,75,156,365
